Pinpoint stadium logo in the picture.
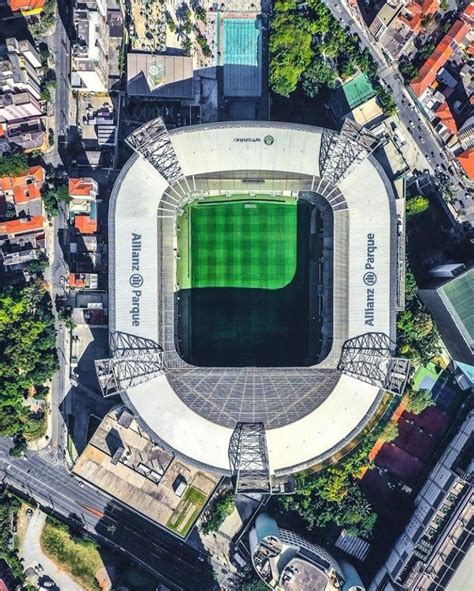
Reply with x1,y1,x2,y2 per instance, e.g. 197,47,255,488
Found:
234,137,261,143
363,271,377,286
264,135,274,145
130,273,143,288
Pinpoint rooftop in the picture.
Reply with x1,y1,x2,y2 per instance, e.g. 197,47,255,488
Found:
69,177,97,198
0,214,44,236
75,214,98,234
435,102,458,135
280,557,331,591
127,53,193,99
72,406,219,536
457,148,474,180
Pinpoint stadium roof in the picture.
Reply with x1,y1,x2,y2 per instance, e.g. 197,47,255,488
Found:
109,121,396,475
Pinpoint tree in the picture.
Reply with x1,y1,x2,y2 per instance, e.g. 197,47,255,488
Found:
381,421,399,442
58,307,75,331
242,578,269,591
9,436,27,457
440,0,448,10
376,86,397,116
406,195,429,216
201,492,235,535
42,183,70,218
418,42,435,60
399,60,419,83
0,284,58,437
405,264,418,302
301,60,338,97
195,6,206,22
25,254,49,276
406,389,435,415
269,10,314,97
0,151,29,177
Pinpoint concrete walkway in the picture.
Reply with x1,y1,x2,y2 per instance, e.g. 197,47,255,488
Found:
20,510,83,591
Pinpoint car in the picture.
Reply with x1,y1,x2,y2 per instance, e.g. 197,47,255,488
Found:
441,163,447,171
409,120,415,128
26,508,34,517
60,126,65,135
420,137,425,144
78,481,84,488
448,166,455,175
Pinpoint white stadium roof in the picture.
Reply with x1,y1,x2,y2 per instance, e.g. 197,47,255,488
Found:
107,121,399,478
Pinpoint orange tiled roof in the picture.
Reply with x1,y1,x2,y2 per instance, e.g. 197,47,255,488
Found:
400,0,439,34
0,166,44,204
462,1,474,24
457,148,474,180
68,272,86,288
0,215,44,236
7,0,45,12
69,178,95,198
435,102,458,134
409,19,469,97
75,215,98,234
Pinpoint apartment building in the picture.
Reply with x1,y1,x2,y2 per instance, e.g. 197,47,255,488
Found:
371,411,474,590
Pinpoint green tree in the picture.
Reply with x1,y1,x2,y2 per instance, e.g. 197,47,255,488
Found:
376,86,397,116
25,254,49,276
9,436,27,457
59,307,76,331
302,60,338,97
418,42,435,60
406,389,435,415
42,183,70,218
406,195,429,216
0,151,29,177
440,0,448,10
242,577,269,591
0,284,58,437
399,61,419,83
195,6,206,22
269,11,314,97
405,264,418,302
201,492,235,535
381,421,399,442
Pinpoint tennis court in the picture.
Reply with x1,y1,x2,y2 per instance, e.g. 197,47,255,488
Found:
178,196,297,290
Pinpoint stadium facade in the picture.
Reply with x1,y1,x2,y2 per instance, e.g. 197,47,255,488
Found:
97,119,410,492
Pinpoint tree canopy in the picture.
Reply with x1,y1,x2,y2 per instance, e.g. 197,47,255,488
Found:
406,195,429,217
0,284,58,437
201,491,235,535
0,151,29,177
406,389,435,415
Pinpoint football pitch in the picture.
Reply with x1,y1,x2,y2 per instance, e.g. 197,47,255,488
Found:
177,195,297,290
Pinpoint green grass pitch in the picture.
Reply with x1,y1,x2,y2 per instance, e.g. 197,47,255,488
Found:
177,195,297,290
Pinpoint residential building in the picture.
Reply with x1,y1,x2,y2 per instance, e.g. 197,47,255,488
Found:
6,0,45,16
0,38,42,100
72,0,110,92
434,101,458,140
68,271,98,289
249,513,366,590
68,177,98,216
370,411,474,590
458,115,474,150
0,91,46,152
370,0,439,60
410,19,470,99
0,165,44,218
456,148,474,183
419,267,474,365
0,215,44,239
106,0,124,92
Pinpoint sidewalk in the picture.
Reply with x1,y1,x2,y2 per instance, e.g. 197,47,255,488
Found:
20,510,83,591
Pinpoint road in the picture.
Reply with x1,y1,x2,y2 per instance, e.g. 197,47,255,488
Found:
330,1,467,209
0,440,215,591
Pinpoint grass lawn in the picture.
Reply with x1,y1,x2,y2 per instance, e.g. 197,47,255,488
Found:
41,520,102,591
166,486,208,537
177,195,297,290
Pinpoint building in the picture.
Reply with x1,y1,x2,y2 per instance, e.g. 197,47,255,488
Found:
370,411,474,590
68,177,98,217
97,118,409,490
0,91,46,152
6,0,44,15
127,53,194,100
456,148,474,183
72,406,219,537
0,165,44,218
410,19,470,99
249,513,366,590
0,38,43,101
369,0,439,60
72,0,109,92
419,267,474,365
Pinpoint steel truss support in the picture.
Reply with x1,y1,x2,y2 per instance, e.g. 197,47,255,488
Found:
95,332,166,397
229,423,271,494
319,119,380,185
338,332,411,395
126,117,185,187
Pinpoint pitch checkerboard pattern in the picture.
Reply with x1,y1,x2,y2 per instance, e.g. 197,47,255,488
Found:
189,200,297,289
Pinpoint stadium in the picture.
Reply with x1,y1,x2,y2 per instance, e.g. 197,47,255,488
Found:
99,119,409,491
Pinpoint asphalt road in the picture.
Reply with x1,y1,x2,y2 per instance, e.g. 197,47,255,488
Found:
0,440,214,591
329,1,466,203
